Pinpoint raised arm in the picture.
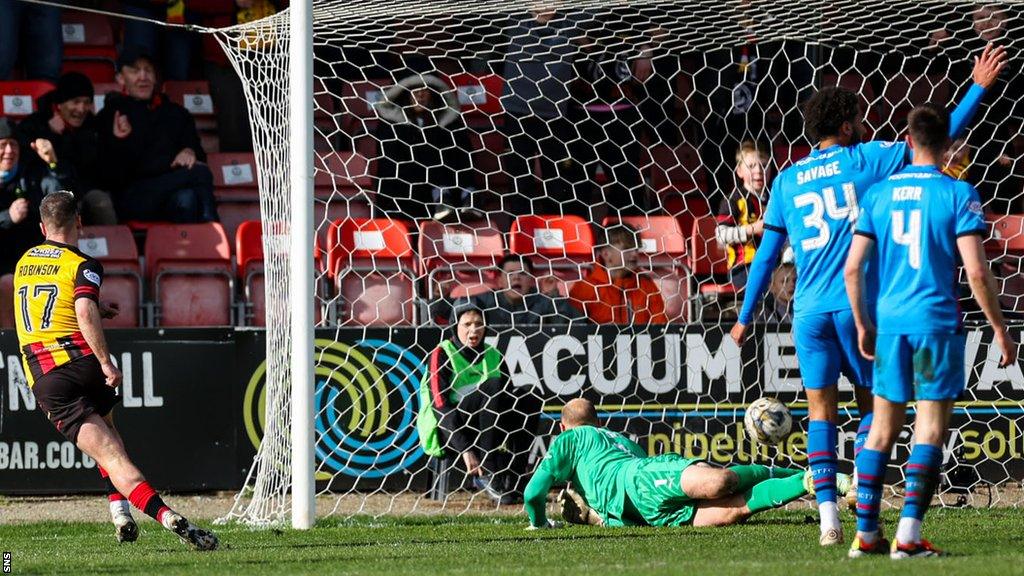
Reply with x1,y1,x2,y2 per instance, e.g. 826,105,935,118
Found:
948,43,1007,139
957,235,1017,367
844,233,877,360
730,227,787,345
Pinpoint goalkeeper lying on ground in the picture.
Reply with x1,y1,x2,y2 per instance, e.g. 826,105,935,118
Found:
524,399,850,529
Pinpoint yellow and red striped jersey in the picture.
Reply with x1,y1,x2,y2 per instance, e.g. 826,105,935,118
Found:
13,241,103,386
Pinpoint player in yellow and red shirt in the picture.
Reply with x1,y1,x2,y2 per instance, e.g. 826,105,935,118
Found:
14,192,218,551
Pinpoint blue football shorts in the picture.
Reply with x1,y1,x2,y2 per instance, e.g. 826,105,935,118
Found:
792,309,873,390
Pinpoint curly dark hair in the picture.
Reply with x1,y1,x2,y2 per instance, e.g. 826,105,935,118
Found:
803,87,861,141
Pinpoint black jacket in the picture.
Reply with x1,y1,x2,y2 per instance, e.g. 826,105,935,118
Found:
16,97,103,193
0,161,74,273
95,92,205,191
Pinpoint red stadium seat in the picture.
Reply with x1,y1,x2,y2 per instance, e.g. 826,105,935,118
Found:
235,221,266,326
315,196,371,253
418,219,505,307
78,225,143,328
314,151,371,198
988,214,1024,255
163,80,215,118
444,73,504,126
325,218,416,325
144,223,235,326
664,194,712,250
0,80,55,118
209,152,259,200
689,216,736,320
338,78,390,137
61,11,117,82
604,216,689,322
218,201,261,248
647,143,706,196
773,144,812,172
510,214,595,284
61,11,115,46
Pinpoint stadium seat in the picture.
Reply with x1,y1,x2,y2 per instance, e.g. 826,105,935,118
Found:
61,11,117,83
988,214,1024,255
773,144,812,171
338,78,390,138
664,194,712,248
315,195,371,252
0,80,55,118
78,225,143,328
209,152,259,200
510,214,594,284
235,220,266,326
314,151,372,198
163,80,216,131
144,223,235,326
647,143,706,196
444,73,504,127
325,217,416,325
603,215,689,322
418,219,505,316
689,216,736,321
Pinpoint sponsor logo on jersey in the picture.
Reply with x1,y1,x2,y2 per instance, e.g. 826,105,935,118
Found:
27,247,62,259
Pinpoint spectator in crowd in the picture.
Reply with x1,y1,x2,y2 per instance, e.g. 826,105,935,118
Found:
191,0,287,152
929,3,1022,212
570,223,667,324
0,0,62,81
715,140,771,291
96,46,217,223
374,74,475,220
575,28,650,216
119,0,194,81
0,117,76,326
440,255,584,328
15,72,117,225
500,8,588,216
760,250,795,324
417,302,539,504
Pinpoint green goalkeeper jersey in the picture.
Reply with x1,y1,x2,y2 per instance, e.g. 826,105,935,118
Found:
524,425,647,527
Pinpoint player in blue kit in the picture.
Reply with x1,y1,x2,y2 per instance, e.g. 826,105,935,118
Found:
730,44,1006,546
845,104,1016,558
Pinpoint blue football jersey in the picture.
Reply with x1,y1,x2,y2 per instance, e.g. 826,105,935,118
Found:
855,165,986,334
763,141,909,317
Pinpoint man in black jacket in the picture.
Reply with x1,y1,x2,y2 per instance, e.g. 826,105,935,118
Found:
16,72,117,225
0,117,76,326
96,45,217,223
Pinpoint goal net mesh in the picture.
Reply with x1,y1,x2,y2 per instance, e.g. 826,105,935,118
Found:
214,1,1024,526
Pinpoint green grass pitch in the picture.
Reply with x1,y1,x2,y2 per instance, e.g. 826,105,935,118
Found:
2,509,1023,575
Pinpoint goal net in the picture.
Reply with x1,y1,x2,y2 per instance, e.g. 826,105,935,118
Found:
215,1,1024,526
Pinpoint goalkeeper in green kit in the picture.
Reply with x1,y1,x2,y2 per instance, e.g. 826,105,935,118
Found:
524,399,851,529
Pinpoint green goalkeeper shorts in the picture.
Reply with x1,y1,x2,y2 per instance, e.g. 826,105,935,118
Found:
623,454,703,527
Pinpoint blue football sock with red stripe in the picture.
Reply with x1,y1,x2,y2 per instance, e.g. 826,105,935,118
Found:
854,412,874,459
807,420,838,506
902,444,942,522
855,447,889,535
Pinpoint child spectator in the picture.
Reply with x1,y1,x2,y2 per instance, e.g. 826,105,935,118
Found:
96,46,217,223
715,140,771,291
569,223,668,324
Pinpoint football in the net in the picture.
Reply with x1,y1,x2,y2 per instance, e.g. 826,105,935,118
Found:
744,397,793,444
